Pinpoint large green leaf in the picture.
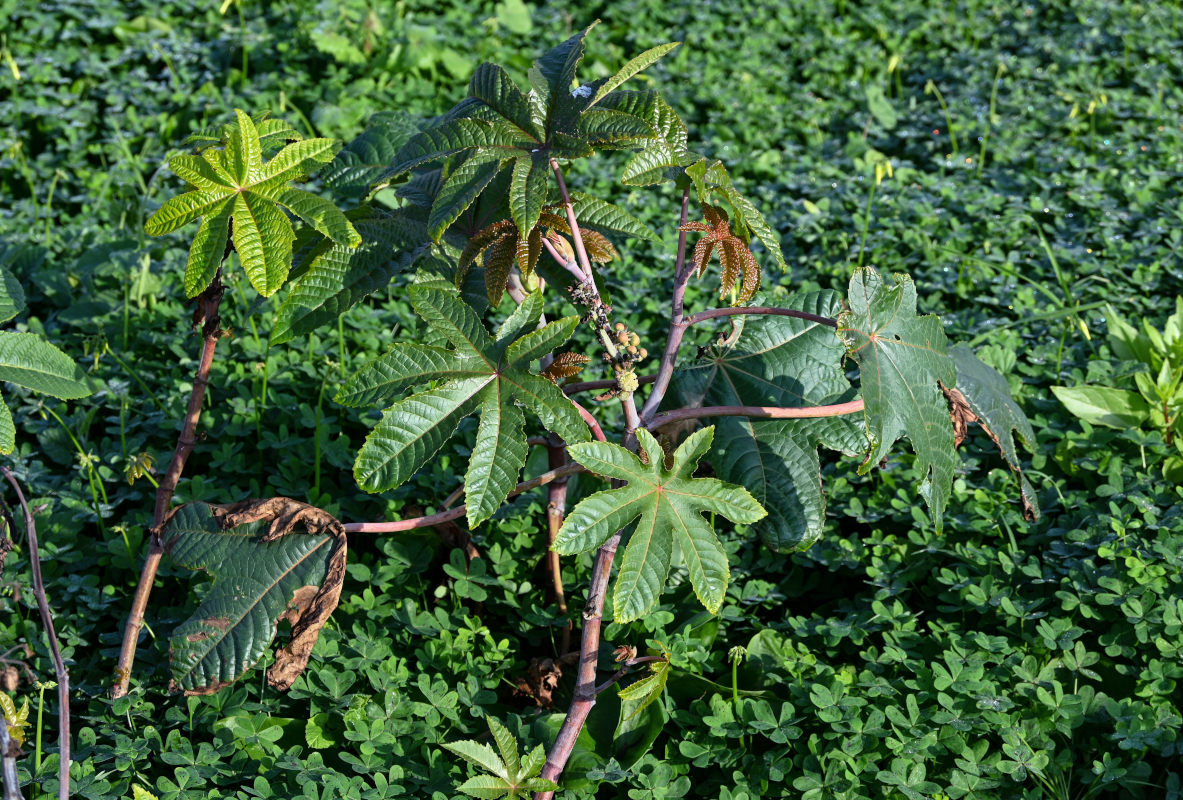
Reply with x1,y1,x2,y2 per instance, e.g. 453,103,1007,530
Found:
950,345,1041,519
839,268,956,531
146,109,360,297
340,288,589,525
555,427,766,622
323,111,421,193
672,292,865,551
273,211,428,345
0,331,91,399
163,502,341,694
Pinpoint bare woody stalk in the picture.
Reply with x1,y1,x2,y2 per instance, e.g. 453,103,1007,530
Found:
112,275,226,699
545,441,572,654
535,186,694,799
1,722,20,800
637,188,692,426
1,468,69,800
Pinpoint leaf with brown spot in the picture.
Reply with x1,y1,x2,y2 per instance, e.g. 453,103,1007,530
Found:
948,345,1041,520
162,499,347,695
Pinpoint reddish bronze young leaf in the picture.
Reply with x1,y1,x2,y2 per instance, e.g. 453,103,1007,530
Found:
542,352,591,383
679,203,762,302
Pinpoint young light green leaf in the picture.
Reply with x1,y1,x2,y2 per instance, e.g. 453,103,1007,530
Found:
443,716,555,799
556,427,766,622
590,42,681,107
1050,385,1150,429
487,716,521,780
839,268,956,531
146,109,359,297
346,288,588,524
672,292,865,551
442,739,509,781
617,659,671,721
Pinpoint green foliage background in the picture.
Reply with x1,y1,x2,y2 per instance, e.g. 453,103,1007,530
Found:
1,0,1182,798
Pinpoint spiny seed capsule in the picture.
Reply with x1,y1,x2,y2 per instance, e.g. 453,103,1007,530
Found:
627,345,638,355
629,332,640,347
616,331,629,345
614,322,627,331
637,348,648,359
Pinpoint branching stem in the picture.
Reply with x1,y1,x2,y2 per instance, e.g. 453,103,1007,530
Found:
548,158,641,432
112,275,225,699
344,463,586,533
2,468,69,800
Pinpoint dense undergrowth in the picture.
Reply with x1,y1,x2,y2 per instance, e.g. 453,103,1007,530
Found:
2,0,1182,798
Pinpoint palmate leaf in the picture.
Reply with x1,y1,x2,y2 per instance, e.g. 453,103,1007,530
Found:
376,30,678,244
322,111,420,193
163,501,345,695
555,427,766,622
672,292,865,551
339,288,589,525
839,268,957,531
589,42,681,107
273,209,429,345
146,109,360,297
949,344,1041,519
444,716,558,799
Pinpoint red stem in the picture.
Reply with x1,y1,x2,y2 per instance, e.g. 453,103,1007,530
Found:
546,442,572,654
637,188,692,426
536,529,621,796
650,399,866,430
570,399,608,443
541,235,588,283
562,374,656,396
686,306,839,328
343,463,586,533
3,468,70,800
113,276,225,699
548,158,641,433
